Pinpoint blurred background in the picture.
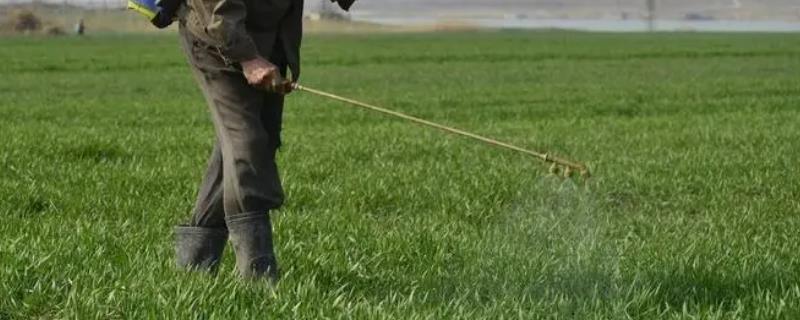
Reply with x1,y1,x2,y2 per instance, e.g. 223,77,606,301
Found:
1,0,800,35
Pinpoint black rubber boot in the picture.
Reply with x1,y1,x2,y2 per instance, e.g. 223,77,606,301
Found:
174,226,228,272
225,212,280,281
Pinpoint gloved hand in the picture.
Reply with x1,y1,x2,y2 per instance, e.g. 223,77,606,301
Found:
127,0,182,29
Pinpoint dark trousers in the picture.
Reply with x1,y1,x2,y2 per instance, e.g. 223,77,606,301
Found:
179,26,285,228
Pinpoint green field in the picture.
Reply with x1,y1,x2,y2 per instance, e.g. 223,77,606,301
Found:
1,31,799,319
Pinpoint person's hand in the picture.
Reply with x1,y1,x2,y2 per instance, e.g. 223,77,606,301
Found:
241,57,293,95
241,56,279,89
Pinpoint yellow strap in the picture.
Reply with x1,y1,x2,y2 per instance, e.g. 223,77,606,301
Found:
127,1,157,20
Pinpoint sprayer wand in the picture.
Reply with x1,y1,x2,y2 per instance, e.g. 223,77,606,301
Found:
293,84,590,179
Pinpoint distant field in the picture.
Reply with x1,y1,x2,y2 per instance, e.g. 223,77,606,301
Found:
354,0,800,20
1,31,799,318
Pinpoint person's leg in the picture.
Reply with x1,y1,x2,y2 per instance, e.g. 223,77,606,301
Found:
175,143,228,271
207,73,282,281
175,150,227,271
174,28,230,272
230,83,285,282
178,26,284,280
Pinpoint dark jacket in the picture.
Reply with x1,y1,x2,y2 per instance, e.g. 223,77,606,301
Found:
180,0,302,79
180,0,355,81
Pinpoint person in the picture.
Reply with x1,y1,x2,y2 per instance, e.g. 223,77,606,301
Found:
164,0,355,281
74,18,85,36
